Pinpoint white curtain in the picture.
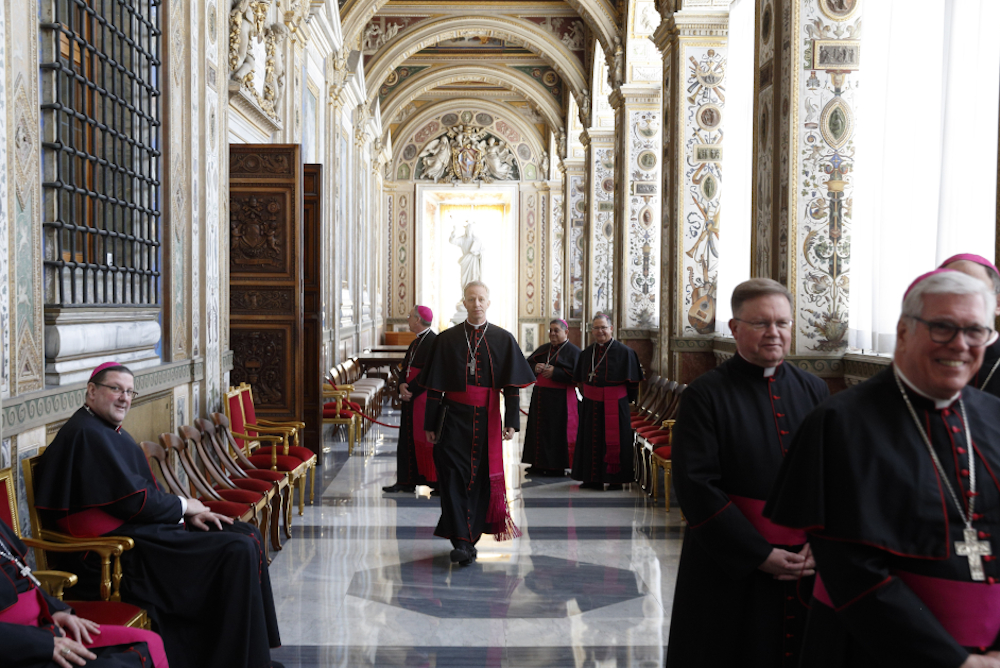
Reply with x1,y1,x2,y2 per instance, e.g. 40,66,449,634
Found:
714,0,755,335
849,0,1000,353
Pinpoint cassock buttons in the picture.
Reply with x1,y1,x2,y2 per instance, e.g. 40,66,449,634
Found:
962,468,970,477
958,447,967,454
980,531,991,539
951,425,962,433
943,409,951,417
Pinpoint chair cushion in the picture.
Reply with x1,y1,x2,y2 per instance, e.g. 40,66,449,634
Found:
323,409,355,419
201,500,250,517
257,445,315,463
214,488,264,504
243,469,286,483
636,424,663,437
68,601,145,627
652,446,672,460
222,479,274,494
248,454,306,472
631,419,653,428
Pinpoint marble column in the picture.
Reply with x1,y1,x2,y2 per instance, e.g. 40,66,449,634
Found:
752,0,858,368
654,3,728,383
610,85,662,372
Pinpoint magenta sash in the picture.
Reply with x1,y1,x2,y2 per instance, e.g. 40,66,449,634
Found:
407,366,436,482
582,384,628,474
56,508,126,538
730,494,808,546
535,375,580,464
446,386,520,540
897,571,1000,648
0,588,170,666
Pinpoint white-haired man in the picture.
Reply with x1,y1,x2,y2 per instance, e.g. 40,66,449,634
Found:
417,281,535,565
767,269,1000,667
939,253,1000,397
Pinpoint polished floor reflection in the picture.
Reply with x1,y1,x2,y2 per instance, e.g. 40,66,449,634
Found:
269,402,681,668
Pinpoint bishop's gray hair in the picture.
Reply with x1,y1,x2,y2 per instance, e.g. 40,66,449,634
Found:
901,270,995,327
463,280,490,297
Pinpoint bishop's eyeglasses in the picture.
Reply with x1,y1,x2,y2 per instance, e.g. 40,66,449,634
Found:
94,383,140,399
908,316,993,347
732,318,793,331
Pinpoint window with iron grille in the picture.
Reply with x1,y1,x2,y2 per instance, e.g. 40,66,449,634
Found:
40,0,162,307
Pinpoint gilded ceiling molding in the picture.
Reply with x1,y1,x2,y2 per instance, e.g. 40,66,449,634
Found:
390,97,547,171
364,15,588,107
379,64,564,141
342,0,618,59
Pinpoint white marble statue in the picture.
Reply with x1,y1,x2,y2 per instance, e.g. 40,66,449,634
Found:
450,223,483,290
230,0,257,82
482,138,514,181
419,137,452,181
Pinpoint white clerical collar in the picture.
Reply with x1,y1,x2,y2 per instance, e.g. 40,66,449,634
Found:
416,327,431,336
466,320,487,329
894,367,959,410
763,366,777,377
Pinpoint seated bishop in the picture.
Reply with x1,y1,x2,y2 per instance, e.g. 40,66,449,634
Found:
32,362,283,668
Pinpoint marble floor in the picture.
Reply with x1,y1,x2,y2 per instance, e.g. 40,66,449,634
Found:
269,401,682,668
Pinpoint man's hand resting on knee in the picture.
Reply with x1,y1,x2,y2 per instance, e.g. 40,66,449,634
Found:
183,498,235,531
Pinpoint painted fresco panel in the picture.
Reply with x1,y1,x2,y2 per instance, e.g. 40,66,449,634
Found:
519,193,540,318
592,145,615,316
0,0,7,397
551,193,564,317
793,0,858,354
568,174,585,320
626,109,660,329
679,44,726,336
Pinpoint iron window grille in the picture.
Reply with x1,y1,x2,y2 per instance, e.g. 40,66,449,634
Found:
41,0,162,307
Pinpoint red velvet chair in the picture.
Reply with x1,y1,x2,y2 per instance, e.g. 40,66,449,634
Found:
2,466,149,629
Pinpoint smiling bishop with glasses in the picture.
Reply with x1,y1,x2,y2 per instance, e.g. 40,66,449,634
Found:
667,278,829,668
33,362,283,668
766,269,1000,668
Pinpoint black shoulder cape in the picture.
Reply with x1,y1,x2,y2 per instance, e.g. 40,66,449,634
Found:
33,407,180,527
527,341,582,381
573,339,643,384
416,322,535,392
764,366,1000,558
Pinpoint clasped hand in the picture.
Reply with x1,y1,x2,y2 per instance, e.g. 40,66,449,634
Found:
758,544,816,581
52,611,99,667
184,498,235,531
399,382,413,402
533,363,554,379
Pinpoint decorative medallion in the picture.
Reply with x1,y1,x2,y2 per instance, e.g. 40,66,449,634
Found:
639,205,655,227
475,113,494,126
694,51,725,88
602,177,615,193
402,144,417,161
637,150,657,171
819,0,860,22
820,96,853,150
525,164,537,180
209,106,217,149
397,164,411,180
385,70,400,87
696,104,722,132
400,195,407,208
441,113,459,126
603,221,614,239
542,70,558,87
517,143,532,161
460,110,473,124
761,3,773,42
759,105,769,147
700,174,719,200
208,2,217,44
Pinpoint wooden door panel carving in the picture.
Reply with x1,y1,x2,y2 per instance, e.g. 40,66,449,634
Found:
230,145,303,424
302,164,322,460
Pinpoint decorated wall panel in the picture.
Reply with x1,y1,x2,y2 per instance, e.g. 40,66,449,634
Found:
752,0,775,278
590,140,615,316
624,107,661,329
551,191,564,317
204,0,225,411
792,0,858,354
678,46,726,336
568,173,586,320
0,0,8,397
519,190,544,319
169,0,188,360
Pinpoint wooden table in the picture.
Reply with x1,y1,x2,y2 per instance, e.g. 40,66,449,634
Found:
368,344,410,353
355,352,407,376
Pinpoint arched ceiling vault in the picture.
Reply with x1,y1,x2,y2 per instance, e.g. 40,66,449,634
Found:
341,0,619,58
380,65,565,144
364,15,588,110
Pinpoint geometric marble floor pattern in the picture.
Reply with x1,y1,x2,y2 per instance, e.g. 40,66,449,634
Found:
269,400,683,667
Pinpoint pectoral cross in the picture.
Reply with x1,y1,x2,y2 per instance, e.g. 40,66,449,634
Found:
956,526,992,581
588,371,597,382
468,359,476,375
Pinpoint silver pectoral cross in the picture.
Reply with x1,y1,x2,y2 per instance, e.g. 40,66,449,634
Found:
956,526,992,581
588,371,596,382
468,359,476,375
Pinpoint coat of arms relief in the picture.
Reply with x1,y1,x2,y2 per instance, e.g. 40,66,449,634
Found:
418,125,520,184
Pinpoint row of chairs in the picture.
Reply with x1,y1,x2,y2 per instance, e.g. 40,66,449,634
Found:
323,359,387,455
631,375,686,510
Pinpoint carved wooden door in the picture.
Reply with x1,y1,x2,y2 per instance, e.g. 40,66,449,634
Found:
229,145,304,432
302,164,322,461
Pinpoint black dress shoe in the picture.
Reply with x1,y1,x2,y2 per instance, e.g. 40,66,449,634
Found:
429,488,440,497
579,481,604,490
382,484,416,493
605,483,624,491
449,545,476,566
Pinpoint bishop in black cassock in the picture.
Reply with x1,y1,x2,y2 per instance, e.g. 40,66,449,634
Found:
666,280,828,668
571,315,642,489
32,363,281,668
522,319,581,475
383,305,438,493
0,520,168,667
417,282,535,565
766,269,1000,667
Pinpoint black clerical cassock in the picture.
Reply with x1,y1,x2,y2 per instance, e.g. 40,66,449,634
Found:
418,321,535,546
972,336,1000,397
766,367,1000,667
32,407,281,668
667,353,828,668
571,339,642,484
522,340,582,473
0,520,167,667
396,328,438,486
